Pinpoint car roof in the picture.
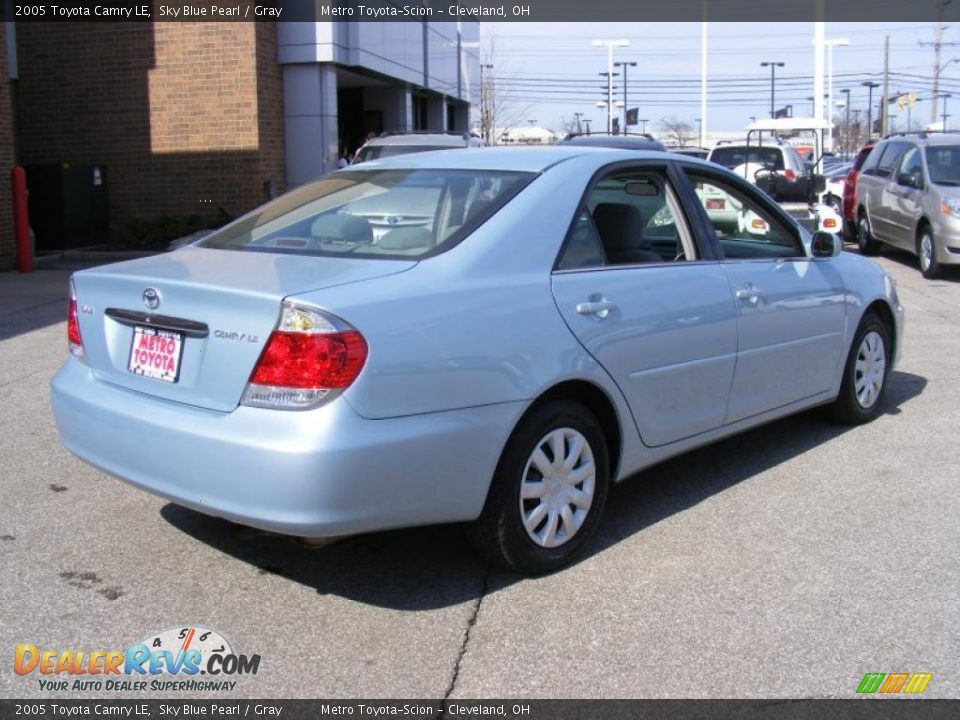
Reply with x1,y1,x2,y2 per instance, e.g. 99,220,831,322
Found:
557,135,665,150
362,133,474,147
335,145,707,174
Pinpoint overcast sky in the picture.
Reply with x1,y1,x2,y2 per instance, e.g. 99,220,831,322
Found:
479,22,957,133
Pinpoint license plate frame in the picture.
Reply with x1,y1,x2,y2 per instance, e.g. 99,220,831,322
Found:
706,198,726,210
127,326,184,384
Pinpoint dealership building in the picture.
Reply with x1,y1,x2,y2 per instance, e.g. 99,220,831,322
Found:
0,18,479,269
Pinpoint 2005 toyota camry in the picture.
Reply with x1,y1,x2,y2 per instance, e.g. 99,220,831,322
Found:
52,147,903,574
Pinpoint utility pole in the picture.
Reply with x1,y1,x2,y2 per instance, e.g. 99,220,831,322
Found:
882,35,891,137
921,0,955,123
573,112,584,134
615,61,637,131
942,94,953,130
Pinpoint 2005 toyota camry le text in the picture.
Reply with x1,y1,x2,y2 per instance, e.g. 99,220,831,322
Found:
51,147,904,574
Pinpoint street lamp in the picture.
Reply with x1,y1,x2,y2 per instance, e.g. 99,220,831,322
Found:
840,88,852,154
862,81,880,140
932,57,960,124
823,38,850,150
695,117,703,141
592,39,630,133
639,118,649,134
615,60,637,131
760,61,785,119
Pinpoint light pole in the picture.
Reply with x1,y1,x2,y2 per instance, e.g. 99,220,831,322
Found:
862,81,880,140
932,57,960,125
573,112,584,135
639,118,649,134
695,117,703,141
761,61,785,119
615,60,637,131
824,38,850,151
840,88,852,154
479,63,493,145
942,93,953,130
592,39,630,134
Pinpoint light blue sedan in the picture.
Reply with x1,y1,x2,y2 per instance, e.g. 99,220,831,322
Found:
51,148,904,574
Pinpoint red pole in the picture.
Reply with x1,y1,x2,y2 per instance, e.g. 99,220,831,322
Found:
11,166,32,273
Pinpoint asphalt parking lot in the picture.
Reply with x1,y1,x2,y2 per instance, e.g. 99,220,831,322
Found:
0,250,957,700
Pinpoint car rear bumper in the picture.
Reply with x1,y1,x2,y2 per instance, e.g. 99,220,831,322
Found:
51,359,521,537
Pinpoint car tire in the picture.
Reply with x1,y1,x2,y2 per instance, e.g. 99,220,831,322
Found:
857,212,881,256
843,219,858,244
917,226,943,280
827,312,891,426
468,400,610,575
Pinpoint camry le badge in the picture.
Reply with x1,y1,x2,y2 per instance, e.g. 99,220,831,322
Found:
142,288,161,310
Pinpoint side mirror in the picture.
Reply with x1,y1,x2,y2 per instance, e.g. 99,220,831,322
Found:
897,172,922,189
811,231,841,258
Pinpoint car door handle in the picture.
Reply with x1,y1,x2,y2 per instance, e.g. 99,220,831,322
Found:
576,300,618,318
735,285,762,305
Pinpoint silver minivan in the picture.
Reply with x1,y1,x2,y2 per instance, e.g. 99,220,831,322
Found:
856,132,960,279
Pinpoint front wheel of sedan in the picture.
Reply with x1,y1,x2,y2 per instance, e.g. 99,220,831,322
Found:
827,313,891,425
469,400,610,575
918,227,943,280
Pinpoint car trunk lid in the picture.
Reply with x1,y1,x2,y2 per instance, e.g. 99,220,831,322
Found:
72,247,415,412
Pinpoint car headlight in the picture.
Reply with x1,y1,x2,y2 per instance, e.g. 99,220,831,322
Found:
941,198,960,218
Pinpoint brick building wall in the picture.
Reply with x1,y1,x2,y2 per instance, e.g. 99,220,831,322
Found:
0,25,17,270
15,21,285,240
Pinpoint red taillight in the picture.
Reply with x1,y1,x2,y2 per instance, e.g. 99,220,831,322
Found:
67,281,85,360
784,169,797,180
250,330,367,389
242,303,367,410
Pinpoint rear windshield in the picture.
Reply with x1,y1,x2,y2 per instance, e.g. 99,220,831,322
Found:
198,169,534,259
353,144,456,163
710,146,785,171
924,146,960,186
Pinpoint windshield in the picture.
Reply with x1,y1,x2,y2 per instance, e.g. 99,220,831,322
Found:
924,146,960,186
353,144,457,164
710,146,785,171
198,169,534,259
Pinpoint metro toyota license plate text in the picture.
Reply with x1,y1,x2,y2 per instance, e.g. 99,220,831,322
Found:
128,327,184,383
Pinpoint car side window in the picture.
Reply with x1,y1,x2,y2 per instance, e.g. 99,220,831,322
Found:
685,173,803,260
860,145,883,175
898,147,923,182
556,209,604,270
558,170,697,269
875,142,909,179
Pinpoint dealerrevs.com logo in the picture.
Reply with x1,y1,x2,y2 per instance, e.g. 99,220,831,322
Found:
14,626,261,692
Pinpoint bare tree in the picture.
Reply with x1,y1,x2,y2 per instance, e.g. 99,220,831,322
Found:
555,114,582,138
657,116,695,148
478,34,533,146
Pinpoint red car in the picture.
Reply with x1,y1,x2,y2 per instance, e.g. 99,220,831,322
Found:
842,144,875,242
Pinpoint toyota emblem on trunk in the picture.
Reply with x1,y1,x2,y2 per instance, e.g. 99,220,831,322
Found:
142,288,161,310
